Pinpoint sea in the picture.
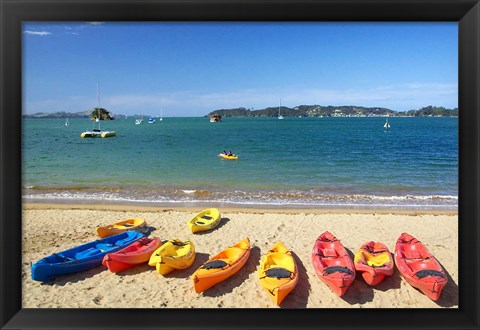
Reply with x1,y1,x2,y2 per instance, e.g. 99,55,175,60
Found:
22,116,458,210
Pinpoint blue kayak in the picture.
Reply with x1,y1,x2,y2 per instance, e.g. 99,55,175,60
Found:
31,231,144,282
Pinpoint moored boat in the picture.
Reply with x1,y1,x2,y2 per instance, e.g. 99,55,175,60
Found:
102,236,162,273
80,84,116,138
354,241,394,286
209,114,222,122
311,231,355,296
187,208,221,233
80,128,116,138
258,241,298,305
192,238,250,293
96,218,146,238
394,233,447,301
31,231,144,282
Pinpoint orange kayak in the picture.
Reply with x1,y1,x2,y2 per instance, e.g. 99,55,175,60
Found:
311,231,355,296
394,233,447,301
192,238,250,293
354,241,394,286
102,237,162,273
96,218,146,238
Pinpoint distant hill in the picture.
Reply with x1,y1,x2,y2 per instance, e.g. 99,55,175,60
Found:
24,108,117,120
398,106,459,117
207,105,458,118
23,110,91,119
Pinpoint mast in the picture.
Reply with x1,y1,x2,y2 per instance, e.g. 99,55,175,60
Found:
97,82,101,109
97,82,101,130
278,98,284,119
160,99,163,121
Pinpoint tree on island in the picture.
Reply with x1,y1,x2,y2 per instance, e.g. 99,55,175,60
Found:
90,108,114,120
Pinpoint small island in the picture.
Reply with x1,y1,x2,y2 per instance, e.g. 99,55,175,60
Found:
90,108,114,120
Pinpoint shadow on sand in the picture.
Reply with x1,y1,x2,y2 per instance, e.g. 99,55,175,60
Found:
165,252,211,278
279,251,311,308
43,265,107,286
116,263,153,277
193,218,231,235
429,261,458,307
130,226,157,236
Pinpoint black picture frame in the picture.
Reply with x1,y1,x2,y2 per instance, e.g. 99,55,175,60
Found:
1,0,479,329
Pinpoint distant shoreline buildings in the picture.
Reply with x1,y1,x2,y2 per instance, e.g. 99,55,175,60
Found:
206,105,458,118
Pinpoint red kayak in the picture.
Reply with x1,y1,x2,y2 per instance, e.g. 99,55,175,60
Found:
394,233,447,301
354,241,394,286
102,237,162,273
311,231,355,296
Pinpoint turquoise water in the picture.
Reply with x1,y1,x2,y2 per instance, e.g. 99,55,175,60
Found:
22,117,458,209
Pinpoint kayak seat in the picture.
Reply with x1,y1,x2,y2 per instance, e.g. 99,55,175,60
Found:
318,248,338,258
195,221,205,225
172,241,188,247
324,266,354,276
75,247,103,259
404,249,422,259
53,253,76,262
202,260,228,270
122,223,134,227
415,269,446,279
263,267,292,279
201,215,213,220
365,245,388,254
367,261,387,268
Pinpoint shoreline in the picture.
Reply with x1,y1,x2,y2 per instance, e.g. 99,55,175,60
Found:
23,202,458,216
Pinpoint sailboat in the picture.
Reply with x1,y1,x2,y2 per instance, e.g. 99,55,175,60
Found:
80,83,116,138
278,99,284,120
135,117,143,125
65,119,70,126
159,101,164,121
384,115,391,130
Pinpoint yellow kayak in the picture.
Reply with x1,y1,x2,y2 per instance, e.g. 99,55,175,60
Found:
96,218,146,238
258,241,298,305
218,153,238,160
192,238,250,293
187,208,221,233
148,238,195,275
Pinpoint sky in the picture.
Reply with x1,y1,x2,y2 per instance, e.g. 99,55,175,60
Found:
23,22,458,117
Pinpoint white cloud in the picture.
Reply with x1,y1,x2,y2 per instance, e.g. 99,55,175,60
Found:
84,82,458,114
23,31,52,36
23,82,457,116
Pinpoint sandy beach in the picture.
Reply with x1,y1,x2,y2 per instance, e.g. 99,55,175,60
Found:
22,203,458,308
